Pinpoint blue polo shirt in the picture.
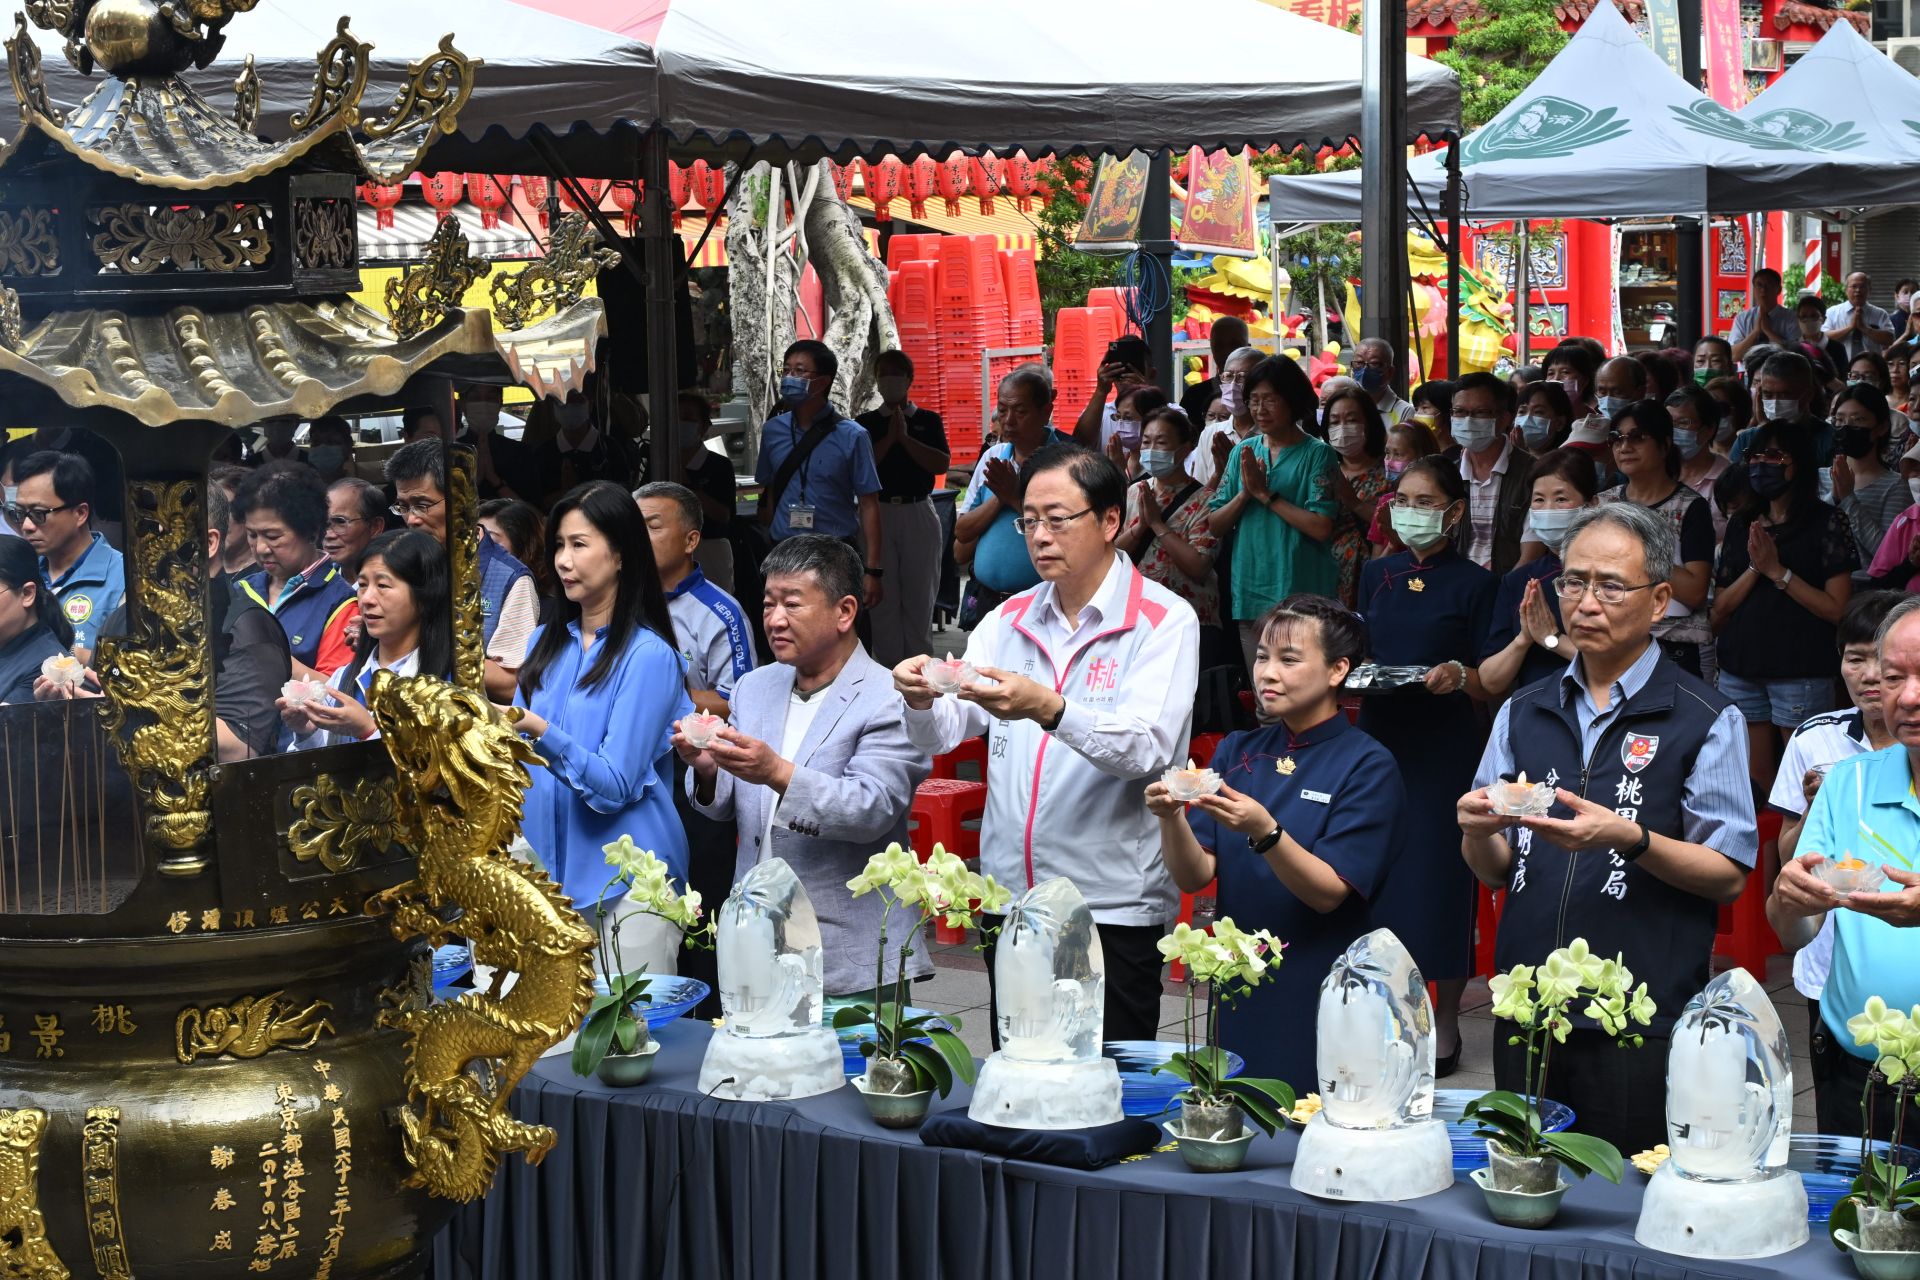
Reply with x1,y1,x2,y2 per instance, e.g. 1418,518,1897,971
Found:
957,429,1069,594
42,531,126,652
754,408,881,541
1800,744,1920,1060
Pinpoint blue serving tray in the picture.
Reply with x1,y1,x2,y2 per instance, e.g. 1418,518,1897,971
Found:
1785,1134,1918,1228
431,943,473,992
1103,1041,1247,1118
1431,1089,1576,1172
825,1002,951,1076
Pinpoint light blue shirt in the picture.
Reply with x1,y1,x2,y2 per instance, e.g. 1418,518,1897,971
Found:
41,531,126,652
517,621,693,904
754,408,881,541
1474,641,1757,865
1799,744,1920,1060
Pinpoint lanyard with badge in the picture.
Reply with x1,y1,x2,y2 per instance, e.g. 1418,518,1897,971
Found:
788,416,816,529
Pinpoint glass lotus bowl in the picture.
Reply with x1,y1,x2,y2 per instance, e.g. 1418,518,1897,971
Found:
1432,1088,1575,1172
1810,855,1885,897
1161,760,1224,803
39,653,87,688
1103,1041,1245,1117
680,712,726,750
431,943,473,994
280,677,332,706
1488,774,1556,818
1342,663,1431,694
925,653,979,695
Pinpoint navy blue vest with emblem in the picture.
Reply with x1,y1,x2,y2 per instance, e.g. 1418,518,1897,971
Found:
1495,654,1731,1037
478,535,531,646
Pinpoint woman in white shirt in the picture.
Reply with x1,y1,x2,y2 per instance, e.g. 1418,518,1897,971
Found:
277,529,450,749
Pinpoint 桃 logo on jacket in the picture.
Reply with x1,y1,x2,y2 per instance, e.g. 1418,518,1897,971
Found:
1622,734,1659,774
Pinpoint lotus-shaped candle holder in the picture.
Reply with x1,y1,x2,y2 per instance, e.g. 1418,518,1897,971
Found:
925,653,979,695
39,653,86,688
1810,855,1883,897
1162,759,1223,803
680,712,726,750
1489,773,1555,818
280,678,332,707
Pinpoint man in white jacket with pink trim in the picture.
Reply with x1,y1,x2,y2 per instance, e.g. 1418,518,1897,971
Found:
895,444,1199,1042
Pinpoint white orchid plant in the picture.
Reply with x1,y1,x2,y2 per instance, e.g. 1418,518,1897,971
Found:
1829,996,1920,1245
839,842,1012,1097
1465,938,1656,1184
1153,919,1297,1135
571,836,713,1078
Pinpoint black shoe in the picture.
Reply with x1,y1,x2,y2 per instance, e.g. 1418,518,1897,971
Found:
1435,1041,1462,1079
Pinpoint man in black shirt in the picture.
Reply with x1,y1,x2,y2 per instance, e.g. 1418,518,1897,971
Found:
855,349,950,668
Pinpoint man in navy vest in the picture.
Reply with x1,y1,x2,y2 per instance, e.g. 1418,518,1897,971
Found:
1458,503,1757,1154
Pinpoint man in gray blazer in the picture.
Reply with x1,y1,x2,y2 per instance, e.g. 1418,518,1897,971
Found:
676,535,931,998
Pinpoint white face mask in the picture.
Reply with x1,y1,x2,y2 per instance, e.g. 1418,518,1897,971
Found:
1762,398,1798,423
1516,414,1553,447
1528,507,1580,554
1327,423,1365,457
1451,414,1498,452
1672,427,1704,461
1595,396,1627,419
1910,477,1920,507
1139,448,1182,479
463,402,502,433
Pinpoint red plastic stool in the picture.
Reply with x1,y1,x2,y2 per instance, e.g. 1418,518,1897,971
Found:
1167,878,1218,983
1714,810,1783,976
910,778,988,943
1474,885,1503,978
930,734,988,781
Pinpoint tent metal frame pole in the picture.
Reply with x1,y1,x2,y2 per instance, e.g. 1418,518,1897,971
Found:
1444,136,1461,376
641,130,682,484
1142,149,1177,397
1517,223,1531,366
1360,0,1409,364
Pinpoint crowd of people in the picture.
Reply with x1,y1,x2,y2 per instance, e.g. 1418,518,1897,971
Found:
8,282,1920,1149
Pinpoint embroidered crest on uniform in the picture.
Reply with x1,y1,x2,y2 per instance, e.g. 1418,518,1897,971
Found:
64,593,93,623
1408,578,1426,593
1276,756,1297,776
1622,734,1659,774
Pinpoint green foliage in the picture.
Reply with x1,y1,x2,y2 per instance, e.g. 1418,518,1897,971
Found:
1434,0,1570,131
833,1002,976,1096
1464,1090,1625,1183
1782,260,1845,306
572,967,653,1078
1034,156,1124,341
1272,223,1359,320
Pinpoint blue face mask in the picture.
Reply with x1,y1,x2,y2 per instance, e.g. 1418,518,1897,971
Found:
309,446,347,474
780,374,813,404
1595,395,1627,419
1516,414,1554,448
1672,428,1704,461
1353,364,1386,394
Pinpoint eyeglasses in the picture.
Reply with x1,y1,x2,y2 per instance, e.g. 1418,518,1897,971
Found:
325,515,369,530
780,366,817,378
390,497,445,519
1554,574,1658,606
1608,430,1657,446
1218,372,1248,386
3,502,71,526
1013,508,1093,536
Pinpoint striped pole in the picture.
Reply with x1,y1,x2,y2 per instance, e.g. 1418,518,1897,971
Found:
1804,216,1822,295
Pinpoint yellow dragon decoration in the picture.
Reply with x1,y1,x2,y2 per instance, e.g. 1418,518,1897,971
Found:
365,673,595,1202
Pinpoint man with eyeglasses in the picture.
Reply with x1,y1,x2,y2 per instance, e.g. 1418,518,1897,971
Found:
896,443,1200,1045
232,462,358,679
322,478,387,569
384,438,536,703
9,450,125,658
1180,315,1249,430
955,365,1066,618
1187,345,1263,488
1457,502,1756,1154
1349,338,1416,429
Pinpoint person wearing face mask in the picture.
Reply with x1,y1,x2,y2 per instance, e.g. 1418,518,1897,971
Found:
453,383,529,502
1180,315,1250,427
1730,349,1836,470
1107,385,1169,480
1369,421,1441,555
1828,383,1905,565
1666,386,1730,542
1597,401,1715,678
1729,268,1799,362
1351,337,1417,427
1797,294,1849,373
1450,372,1535,577
1359,456,1494,1077
1513,379,1572,454
304,416,356,485
1117,407,1220,628
1410,378,1454,444
1713,420,1859,795
1478,449,1599,700
1704,374,1750,456
1541,342,1598,420
1318,386,1388,607
1190,346,1264,487
1693,335,1736,385
1861,442,1920,592
854,349,950,668
1073,333,1155,452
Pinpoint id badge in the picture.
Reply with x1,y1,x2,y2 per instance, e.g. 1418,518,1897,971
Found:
787,503,816,530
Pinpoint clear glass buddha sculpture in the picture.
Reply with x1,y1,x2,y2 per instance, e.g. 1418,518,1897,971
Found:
969,877,1123,1129
698,858,844,1100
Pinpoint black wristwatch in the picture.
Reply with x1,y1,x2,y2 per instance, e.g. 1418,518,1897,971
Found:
865,566,884,578
1251,825,1284,854
1621,821,1652,863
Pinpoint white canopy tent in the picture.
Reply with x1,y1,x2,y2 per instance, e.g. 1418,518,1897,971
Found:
1267,0,1911,225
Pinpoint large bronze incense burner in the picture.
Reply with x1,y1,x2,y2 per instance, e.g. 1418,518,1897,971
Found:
0,3,604,1275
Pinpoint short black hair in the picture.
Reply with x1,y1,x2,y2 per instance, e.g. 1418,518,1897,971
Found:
874,348,914,376
1758,348,1813,393
13,449,96,517
1542,342,1598,383
1753,267,1782,287
1245,355,1317,428
761,532,862,607
1452,371,1515,415
1021,442,1126,517
401,405,442,438
1840,590,1905,652
1519,379,1573,422
784,339,838,386
1142,405,1199,448
232,460,327,545
1257,594,1366,672
308,415,353,446
385,437,445,495
1695,335,1734,366
1526,447,1600,501
1611,398,1680,479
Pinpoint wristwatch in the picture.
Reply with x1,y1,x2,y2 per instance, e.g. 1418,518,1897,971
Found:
1773,569,1793,591
1621,821,1652,863
1251,826,1284,854
1542,634,1560,651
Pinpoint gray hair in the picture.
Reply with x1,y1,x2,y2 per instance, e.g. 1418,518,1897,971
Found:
1357,336,1396,363
634,481,702,533
761,533,863,607
1225,344,1263,370
329,476,386,525
1759,348,1813,393
1562,502,1674,586
1876,595,1920,656
999,362,1053,408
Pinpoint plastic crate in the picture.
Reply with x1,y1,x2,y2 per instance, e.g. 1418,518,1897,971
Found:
935,235,1007,301
886,233,942,271
1000,248,1043,343
889,260,939,332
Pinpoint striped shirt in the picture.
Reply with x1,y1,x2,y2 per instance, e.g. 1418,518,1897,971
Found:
1767,706,1874,1001
1838,472,1910,565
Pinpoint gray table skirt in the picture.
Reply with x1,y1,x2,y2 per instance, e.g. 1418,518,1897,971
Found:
430,1021,1852,1280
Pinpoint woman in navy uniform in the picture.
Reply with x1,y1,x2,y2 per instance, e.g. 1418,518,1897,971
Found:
1358,456,1496,1076
1146,595,1405,1089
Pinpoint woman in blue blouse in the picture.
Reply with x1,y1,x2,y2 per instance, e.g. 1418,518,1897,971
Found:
1358,457,1496,1077
511,481,692,969
1146,595,1406,1088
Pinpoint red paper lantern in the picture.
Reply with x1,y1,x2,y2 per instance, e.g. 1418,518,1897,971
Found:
970,153,1004,216
860,156,903,222
906,155,938,219
690,160,727,215
358,180,403,230
465,173,511,228
559,177,609,213
1004,151,1040,213
935,152,970,216
668,162,690,226
828,161,856,205
609,180,639,234
420,172,464,218
521,175,551,229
